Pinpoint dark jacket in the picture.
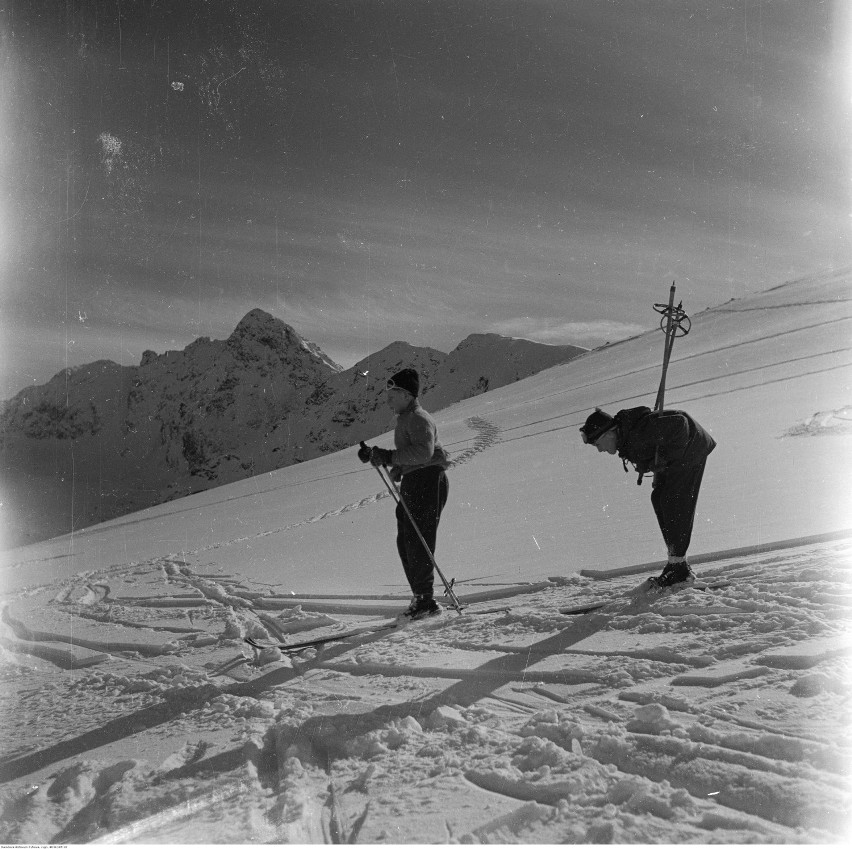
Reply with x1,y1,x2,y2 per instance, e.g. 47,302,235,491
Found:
614,406,716,475
391,400,451,477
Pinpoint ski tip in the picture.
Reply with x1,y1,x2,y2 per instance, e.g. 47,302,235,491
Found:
560,602,607,615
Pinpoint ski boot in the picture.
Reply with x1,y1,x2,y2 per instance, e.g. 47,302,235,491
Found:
647,562,696,589
403,594,442,620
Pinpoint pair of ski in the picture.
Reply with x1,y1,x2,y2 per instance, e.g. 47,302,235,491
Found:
208,627,388,677
245,610,436,655
244,598,513,656
560,577,732,616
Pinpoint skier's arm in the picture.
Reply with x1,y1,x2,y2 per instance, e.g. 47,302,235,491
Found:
392,414,436,466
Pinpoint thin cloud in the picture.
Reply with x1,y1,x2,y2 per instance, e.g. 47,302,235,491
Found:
490,317,650,347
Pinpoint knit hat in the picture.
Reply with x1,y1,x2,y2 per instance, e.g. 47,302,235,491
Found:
387,368,420,397
580,408,615,444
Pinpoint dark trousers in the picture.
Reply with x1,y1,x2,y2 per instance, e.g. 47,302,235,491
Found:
396,466,449,597
651,460,706,558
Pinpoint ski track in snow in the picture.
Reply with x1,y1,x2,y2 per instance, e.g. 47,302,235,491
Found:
782,405,852,438
156,415,503,558
0,535,850,843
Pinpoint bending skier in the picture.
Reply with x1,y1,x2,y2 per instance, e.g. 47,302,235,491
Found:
359,368,451,618
580,406,716,587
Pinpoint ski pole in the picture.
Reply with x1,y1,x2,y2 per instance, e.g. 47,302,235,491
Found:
652,282,690,412
654,282,676,412
369,460,464,613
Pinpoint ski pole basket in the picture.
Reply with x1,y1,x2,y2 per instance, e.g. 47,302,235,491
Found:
653,296,691,338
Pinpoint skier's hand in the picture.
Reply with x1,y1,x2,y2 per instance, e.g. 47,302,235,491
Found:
652,469,667,489
369,447,394,467
357,442,373,464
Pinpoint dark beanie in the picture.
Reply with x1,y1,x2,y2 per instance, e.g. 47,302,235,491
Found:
387,368,420,397
580,408,615,443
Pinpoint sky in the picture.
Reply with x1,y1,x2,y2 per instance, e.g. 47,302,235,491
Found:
1,0,850,399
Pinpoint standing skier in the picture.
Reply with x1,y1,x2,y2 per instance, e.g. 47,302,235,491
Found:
580,406,716,587
359,368,451,618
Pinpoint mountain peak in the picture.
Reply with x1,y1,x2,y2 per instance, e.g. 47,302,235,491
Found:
228,309,342,371
229,308,287,340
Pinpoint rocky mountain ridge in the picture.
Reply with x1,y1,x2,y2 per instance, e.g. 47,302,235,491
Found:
0,310,585,548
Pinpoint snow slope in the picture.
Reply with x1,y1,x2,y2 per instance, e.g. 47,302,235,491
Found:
0,312,584,550
0,269,850,843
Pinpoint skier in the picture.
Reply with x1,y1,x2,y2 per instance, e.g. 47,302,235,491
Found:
580,406,716,587
359,368,451,618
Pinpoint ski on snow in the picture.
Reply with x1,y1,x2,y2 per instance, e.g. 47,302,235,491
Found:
243,599,512,654
244,610,449,653
245,620,399,654
210,622,401,676
560,578,732,616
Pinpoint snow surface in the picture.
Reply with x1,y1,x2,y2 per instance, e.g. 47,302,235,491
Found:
0,269,850,843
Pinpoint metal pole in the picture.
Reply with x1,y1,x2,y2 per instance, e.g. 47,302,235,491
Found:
654,282,676,412
372,463,463,613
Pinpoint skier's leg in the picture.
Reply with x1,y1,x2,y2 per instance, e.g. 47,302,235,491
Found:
670,462,705,558
399,468,448,597
650,480,673,555
651,461,706,558
395,500,418,594
415,468,448,551
437,469,449,519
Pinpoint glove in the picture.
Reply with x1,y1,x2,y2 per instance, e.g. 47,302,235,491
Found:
652,465,668,489
357,442,373,464
369,447,394,467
